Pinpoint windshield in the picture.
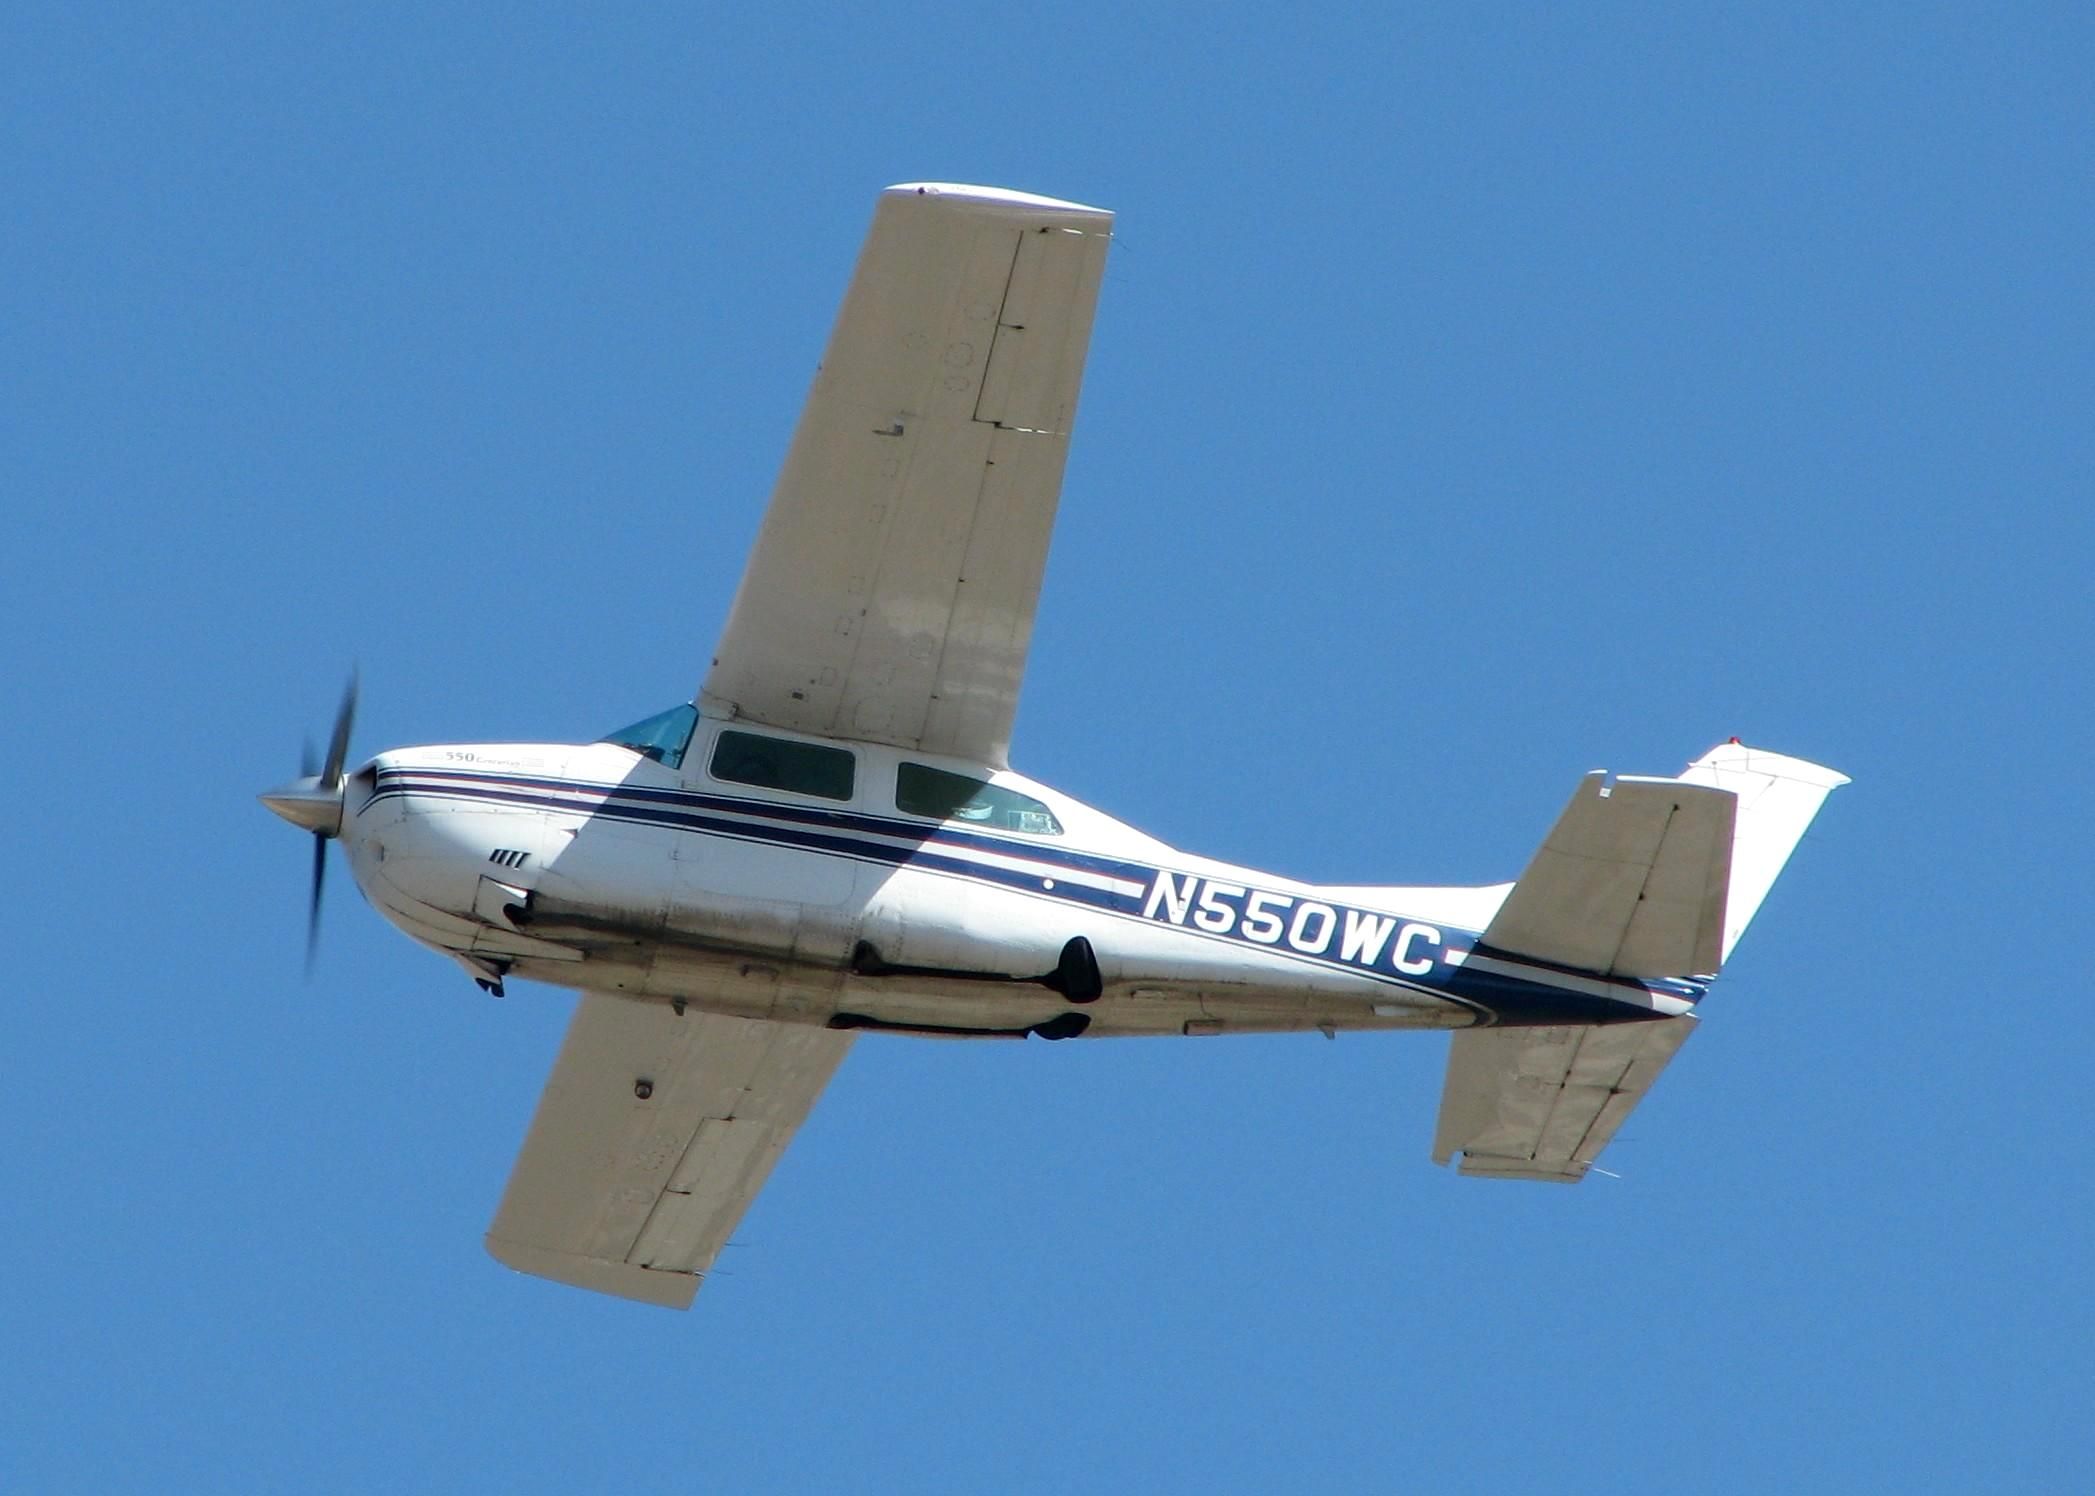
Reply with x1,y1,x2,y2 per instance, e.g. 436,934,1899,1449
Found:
598,702,699,769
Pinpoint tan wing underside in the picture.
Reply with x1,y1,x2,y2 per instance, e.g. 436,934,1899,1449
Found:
1432,1016,1697,1182
702,184,1113,768
486,994,852,1309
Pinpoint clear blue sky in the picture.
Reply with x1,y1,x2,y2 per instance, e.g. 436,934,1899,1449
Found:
5,5,2090,1490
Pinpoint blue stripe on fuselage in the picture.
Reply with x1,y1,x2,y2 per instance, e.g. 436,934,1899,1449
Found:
368,770,1144,915
368,768,1702,1022
388,766,1158,883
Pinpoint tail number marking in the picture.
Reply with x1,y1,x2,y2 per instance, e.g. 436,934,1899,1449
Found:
1142,873,1440,977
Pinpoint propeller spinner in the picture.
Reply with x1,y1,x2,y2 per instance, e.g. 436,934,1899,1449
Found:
259,674,359,967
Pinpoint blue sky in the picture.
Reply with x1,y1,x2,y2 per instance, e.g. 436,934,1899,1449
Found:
5,4,2090,1490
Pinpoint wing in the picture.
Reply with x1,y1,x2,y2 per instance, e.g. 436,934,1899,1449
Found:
1431,1016,1697,1182
485,994,852,1309
702,182,1114,769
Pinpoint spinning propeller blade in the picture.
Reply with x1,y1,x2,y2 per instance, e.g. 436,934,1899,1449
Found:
320,673,358,790
307,832,328,972
308,674,357,967
261,673,359,973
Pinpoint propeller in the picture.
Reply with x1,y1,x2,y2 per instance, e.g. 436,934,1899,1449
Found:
260,673,359,970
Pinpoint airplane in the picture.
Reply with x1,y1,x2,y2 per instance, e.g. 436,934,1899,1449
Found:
261,182,1847,1310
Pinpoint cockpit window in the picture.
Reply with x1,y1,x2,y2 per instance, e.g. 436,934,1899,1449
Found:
711,730,856,802
598,702,699,770
896,763,1063,835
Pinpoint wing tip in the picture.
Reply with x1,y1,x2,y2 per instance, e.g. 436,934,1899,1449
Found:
882,181,1113,221
484,1234,700,1310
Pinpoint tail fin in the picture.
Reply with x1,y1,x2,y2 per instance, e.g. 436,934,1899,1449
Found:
1677,742,1849,963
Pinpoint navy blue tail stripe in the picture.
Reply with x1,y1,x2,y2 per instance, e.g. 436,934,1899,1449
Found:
367,769,1706,1014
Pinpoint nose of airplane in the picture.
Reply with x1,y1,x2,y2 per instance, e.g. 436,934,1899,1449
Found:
259,775,346,836
260,673,360,837
260,673,361,967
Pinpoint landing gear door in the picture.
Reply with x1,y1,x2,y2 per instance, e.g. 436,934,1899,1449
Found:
474,875,531,928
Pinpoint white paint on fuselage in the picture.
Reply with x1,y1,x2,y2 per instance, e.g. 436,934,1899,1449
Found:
338,719,1518,1038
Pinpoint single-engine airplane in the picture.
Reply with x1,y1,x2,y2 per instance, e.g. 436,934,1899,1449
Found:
262,183,1847,1309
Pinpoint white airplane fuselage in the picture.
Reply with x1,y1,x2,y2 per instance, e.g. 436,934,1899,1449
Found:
338,713,1701,1040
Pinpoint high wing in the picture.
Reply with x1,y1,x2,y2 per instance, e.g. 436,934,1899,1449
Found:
1432,1016,1697,1182
485,995,852,1309
701,183,1114,769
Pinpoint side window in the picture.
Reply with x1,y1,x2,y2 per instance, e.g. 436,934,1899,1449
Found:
896,763,1063,835
710,730,855,802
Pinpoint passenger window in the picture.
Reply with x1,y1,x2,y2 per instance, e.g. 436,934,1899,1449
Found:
896,763,1063,835
711,730,855,802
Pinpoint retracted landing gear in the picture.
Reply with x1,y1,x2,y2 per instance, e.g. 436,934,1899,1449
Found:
848,934,1104,1004
456,953,512,998
1041,936,1103,1004
825,1011,1093,1040
1030,1012,1090,1041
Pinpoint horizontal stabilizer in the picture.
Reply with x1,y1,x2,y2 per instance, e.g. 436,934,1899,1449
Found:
1481,772,1736,979
1433,1016,1697,1182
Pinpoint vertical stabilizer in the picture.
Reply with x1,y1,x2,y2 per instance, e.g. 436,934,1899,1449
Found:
1677,743,1849,962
